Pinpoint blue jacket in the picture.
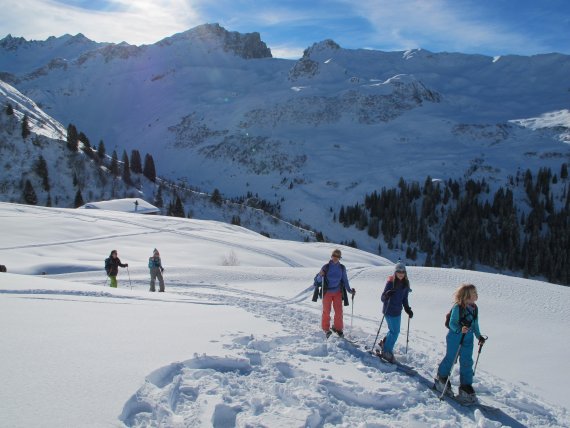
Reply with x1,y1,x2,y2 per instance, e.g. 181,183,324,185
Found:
317,261,352,293
381,276,411,316
148,256,163,270
448,303,481,338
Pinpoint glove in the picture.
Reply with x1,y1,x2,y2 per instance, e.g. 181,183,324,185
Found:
350,288,356,295
478,336,486,346
384,289,394,299
125,264,129,267
405,307,414,318
161,267,164,273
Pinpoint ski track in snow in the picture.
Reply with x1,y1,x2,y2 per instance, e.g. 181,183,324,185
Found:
117,281,569,428
0,206,303,267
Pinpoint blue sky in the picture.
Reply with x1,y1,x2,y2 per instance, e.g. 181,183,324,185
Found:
1,0,569,58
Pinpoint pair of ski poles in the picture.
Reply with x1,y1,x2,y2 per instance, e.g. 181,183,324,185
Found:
103,266,133,290
439,332,488,400
368,296,412,354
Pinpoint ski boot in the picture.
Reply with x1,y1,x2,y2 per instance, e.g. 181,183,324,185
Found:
325,330,333,339
380,350,396,363
331,327,344,337
457,384,478,405
434,375,453,396
376,337,385,353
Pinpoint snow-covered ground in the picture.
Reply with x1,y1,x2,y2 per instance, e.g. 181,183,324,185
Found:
0,202,569,427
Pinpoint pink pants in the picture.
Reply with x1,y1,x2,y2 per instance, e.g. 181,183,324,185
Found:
322,290,344,331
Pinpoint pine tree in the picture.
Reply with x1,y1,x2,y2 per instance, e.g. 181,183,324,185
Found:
34,155,50,191
153,185,163,209
74,189,84,208
78,132,92,156
21,114,31,139
97,140,106,162
211,188,222,206
6,103,14,115
66,124,78,151
23,180,37,205
143,153,156,182
110,151,120,176
172,196,185,217
130,150,142,174
121,150,131,184
561,163,568,180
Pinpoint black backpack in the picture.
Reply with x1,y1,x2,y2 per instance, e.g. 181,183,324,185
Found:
445,304,478,329
104,257,111,275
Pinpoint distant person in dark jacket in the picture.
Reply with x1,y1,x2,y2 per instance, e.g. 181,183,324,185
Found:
148,248,165,292
105,250,128,288
0,265,6,272
378,262,413,362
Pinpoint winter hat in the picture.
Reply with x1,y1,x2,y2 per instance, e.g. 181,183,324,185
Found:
153,248,159,256
395,262,406,273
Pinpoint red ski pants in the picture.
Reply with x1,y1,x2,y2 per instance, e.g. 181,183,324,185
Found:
322,290,344,331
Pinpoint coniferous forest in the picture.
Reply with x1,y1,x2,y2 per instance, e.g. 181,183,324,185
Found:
338,166,569,285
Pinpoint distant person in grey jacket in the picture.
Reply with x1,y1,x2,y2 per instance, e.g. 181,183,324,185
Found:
148,248,165,292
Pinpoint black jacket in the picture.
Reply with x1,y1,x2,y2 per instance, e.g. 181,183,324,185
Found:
106,256,127,276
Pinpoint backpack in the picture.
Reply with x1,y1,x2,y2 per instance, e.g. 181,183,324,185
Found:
445,304,478,329
312,262,347,302
322,262,349,307
104,257,111,275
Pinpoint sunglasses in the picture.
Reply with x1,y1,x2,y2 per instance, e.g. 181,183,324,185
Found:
396,270,406,273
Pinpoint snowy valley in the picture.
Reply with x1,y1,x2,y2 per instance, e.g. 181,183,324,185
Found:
0,24,568,284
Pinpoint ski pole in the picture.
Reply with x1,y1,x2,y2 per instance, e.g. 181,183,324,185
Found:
370,294,392,351
405,316,411,354
473,335,488,376
350,292,355,331
127,266,132,290
440,332,466,400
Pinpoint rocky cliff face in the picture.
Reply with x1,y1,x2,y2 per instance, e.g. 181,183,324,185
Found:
159,23,272,59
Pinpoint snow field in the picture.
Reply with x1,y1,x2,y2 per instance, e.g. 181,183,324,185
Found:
0,203,569,427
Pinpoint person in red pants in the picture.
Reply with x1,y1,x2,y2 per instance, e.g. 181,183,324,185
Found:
316,249,355,338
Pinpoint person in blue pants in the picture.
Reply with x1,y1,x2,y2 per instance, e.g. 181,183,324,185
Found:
435,283,486,402
378,262,413,362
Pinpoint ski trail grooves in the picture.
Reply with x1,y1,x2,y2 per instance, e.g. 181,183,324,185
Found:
118,283,566,427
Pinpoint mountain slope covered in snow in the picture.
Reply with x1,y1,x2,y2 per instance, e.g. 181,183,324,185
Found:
1,24,569,282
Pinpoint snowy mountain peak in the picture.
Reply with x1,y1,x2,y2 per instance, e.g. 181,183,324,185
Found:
0,34,27,50
288,40,341,80
0,33,107,74
304,39,341,57
61,33,93,46
157,23,272,59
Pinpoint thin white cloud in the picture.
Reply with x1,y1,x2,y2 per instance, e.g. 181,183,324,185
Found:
0,0,203,44
344,0,549,54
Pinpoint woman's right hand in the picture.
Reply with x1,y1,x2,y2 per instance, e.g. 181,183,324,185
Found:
461,326,469,334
